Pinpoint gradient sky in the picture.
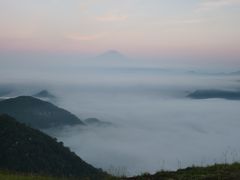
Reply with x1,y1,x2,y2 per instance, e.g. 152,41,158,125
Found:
0,0,240,60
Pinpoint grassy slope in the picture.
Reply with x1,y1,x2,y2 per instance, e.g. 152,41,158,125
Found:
2,163,240,180
0,171,64,180
127,163,240,180
0,170,116,180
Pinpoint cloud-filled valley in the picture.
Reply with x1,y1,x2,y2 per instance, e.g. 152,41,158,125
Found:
1,64,240,176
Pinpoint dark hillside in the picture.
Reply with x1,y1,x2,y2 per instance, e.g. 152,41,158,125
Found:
0,114,105,179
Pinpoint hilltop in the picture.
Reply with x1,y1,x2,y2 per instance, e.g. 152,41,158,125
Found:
97,50,126,61
33,90,56,99
0,96,84,129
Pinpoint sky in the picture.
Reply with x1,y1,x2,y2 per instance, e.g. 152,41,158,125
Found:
0,0,240,63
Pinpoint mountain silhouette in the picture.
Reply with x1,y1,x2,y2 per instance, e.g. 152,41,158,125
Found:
0,96,84,129
187,89,240,100
0,114,105,178
97,50,126,60
33,90,56,99
84,118,113,127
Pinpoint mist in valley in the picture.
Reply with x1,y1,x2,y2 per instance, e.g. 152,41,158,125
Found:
1,55,240,176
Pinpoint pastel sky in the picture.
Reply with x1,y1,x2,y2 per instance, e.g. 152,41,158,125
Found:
0,0,240,59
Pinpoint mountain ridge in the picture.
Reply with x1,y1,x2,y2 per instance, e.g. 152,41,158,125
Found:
187,89,240,100
0,96,84,129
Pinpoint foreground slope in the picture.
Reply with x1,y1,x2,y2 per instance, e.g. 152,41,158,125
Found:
127,163,240,180
0,96,84,129
0,114,105,179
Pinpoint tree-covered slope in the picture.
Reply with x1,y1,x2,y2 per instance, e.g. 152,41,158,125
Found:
0,114,105,179
0,96,84,129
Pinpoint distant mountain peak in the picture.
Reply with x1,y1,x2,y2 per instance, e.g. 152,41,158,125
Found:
84,118,113,127
97,50,126,60
33,90,55,99
104,49,122,55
